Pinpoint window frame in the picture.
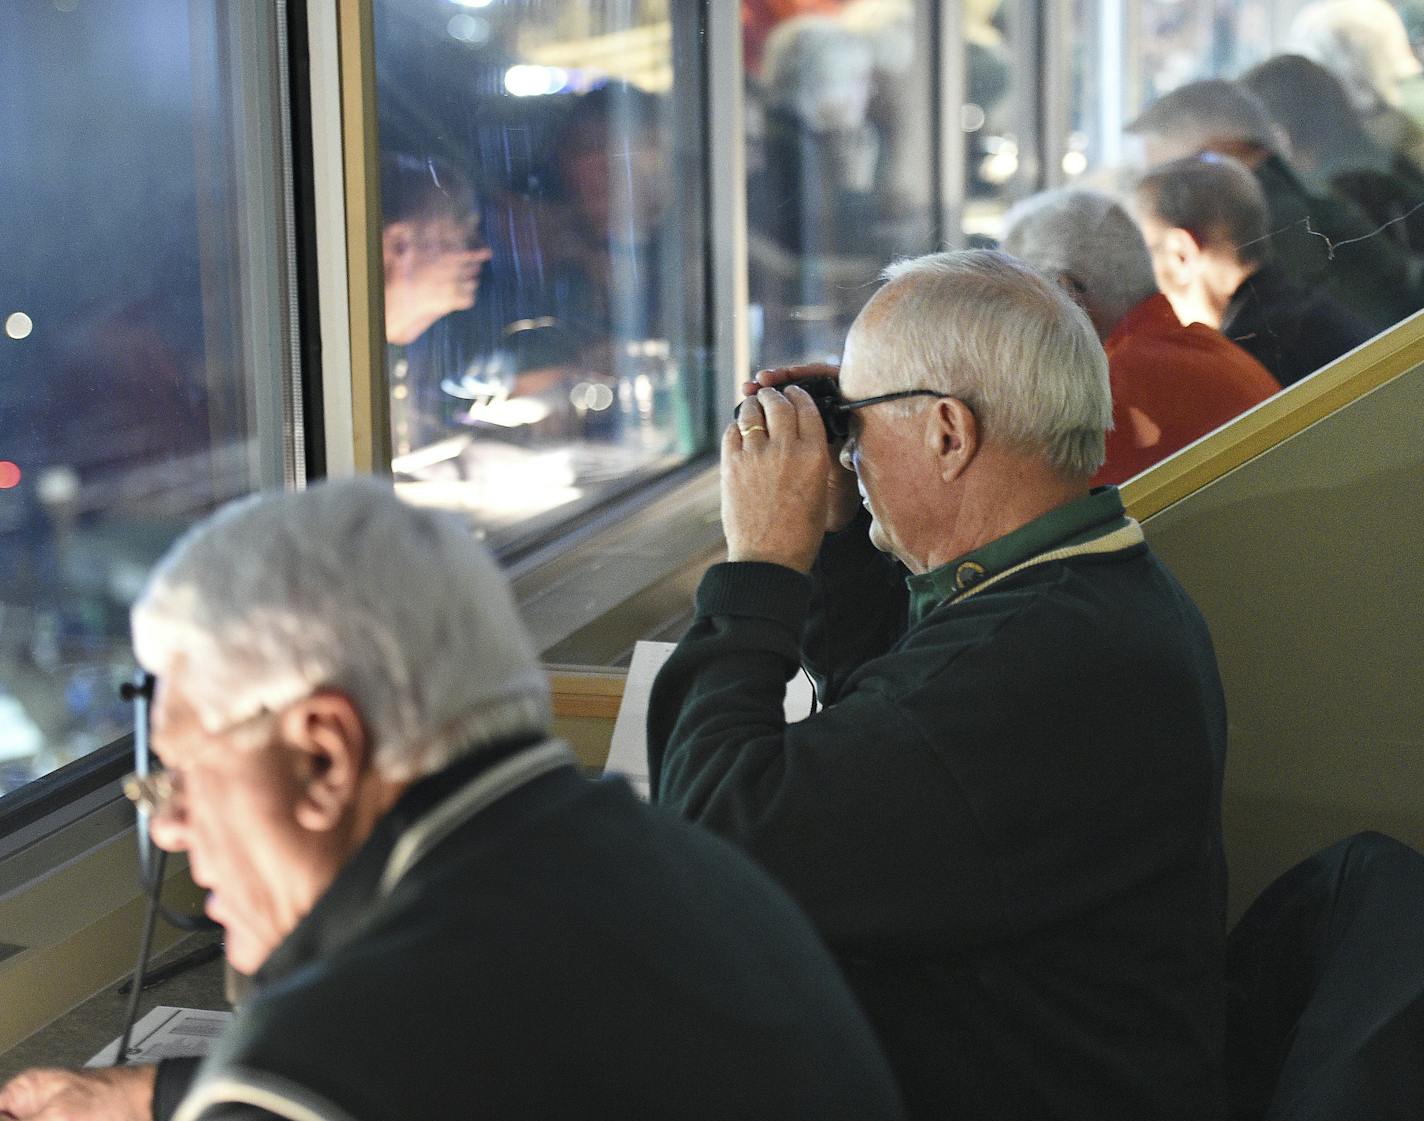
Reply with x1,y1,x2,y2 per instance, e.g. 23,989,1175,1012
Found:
0,0,309,859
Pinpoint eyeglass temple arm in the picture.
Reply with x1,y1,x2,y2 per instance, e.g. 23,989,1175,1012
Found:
119,673,155,703
120,672,158,871
840,390,952,412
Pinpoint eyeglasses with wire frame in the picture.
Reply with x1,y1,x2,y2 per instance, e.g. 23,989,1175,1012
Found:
122,705,280,819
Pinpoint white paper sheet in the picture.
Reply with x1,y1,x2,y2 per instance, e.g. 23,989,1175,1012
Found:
87,1006,234,1067
603,639,816,800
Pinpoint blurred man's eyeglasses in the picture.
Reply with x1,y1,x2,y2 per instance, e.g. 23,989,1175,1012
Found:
115,671,229,1057
120,695,278,820
122,768,178,820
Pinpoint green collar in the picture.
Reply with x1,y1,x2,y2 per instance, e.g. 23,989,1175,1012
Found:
906,487,1133,625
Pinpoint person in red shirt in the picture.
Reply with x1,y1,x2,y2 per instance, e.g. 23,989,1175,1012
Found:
1001,187,1280,485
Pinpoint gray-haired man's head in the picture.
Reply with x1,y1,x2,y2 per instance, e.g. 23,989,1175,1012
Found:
132,477,550,783
1000,188,1159,341
130,478,551,973
845,249,1111,481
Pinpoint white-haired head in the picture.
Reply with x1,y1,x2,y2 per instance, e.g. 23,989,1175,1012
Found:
1000,188,1159,340
1290,0,1423,113
854,249,1111,480
1126,79,1281,163
841,0,915,76
761,15,876,133
131,478,550,782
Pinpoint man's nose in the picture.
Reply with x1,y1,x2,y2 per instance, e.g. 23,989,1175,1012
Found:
838,439,856,472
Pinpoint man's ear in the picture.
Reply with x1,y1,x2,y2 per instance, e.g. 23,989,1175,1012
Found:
279,691,371,833
928,396,979,483
1051,272,1112,340
1159,226,1203,279
1053,270,1091,307
382,220,415,274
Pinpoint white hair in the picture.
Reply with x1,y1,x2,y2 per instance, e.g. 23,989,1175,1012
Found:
1290,0,1423,113
131,477,550,782
1000,187,1159,334
761,15,875,132
841,0,915,76
862,249,1111,479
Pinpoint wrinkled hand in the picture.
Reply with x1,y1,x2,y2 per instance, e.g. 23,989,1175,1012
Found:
722,385,838,574
741,365,860,533
0,1066,154,1121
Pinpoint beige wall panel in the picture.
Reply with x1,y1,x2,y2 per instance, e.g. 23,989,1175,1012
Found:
552,714,618,772
1142,366,1424,922
549,671,624,771
0,837,203,1053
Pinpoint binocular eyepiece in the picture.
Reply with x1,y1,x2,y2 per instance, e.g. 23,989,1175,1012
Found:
735,377,849,444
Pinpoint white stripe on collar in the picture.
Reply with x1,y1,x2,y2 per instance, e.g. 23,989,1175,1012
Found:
949,519,1146,607
378,738,575,897
174,1068,358,1121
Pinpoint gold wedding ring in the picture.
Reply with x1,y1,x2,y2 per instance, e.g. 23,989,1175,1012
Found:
741,424,767,435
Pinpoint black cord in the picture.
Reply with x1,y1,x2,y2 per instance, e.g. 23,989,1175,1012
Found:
158,905,221,933
113,849,166,1065
117,942,224,995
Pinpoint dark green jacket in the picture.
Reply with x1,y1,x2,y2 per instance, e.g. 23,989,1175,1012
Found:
650,489,1229,1121
155,739,904,1121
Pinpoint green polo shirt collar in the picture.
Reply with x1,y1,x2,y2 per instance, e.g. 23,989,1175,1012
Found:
906,487,1132,625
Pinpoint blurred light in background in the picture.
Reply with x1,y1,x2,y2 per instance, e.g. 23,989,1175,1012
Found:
979,136,1019,185
504,64,569,97
570,381,615,411
447,14,490,43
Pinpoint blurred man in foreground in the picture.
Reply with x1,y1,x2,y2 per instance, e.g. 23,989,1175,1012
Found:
0,479,903,1121
1001,186,1280,483
649,250,1230,1120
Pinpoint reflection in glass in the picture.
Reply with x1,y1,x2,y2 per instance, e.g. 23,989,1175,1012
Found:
961,0,1021,240
1039,0,1424,482
373,1,710,554
0,1,292,798
1242,53,1424,258
1132,153,1374,389
1059,3,1424,320
1291,0,1424,175
744,1,936,368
